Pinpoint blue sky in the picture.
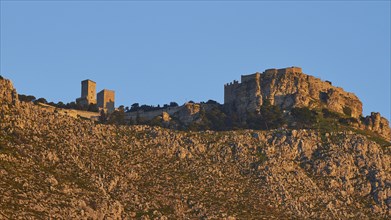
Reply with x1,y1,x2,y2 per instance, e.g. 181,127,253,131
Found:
1,1,390,120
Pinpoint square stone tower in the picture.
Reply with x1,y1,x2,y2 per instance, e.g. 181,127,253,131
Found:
76,79,97,106
97,89,115,113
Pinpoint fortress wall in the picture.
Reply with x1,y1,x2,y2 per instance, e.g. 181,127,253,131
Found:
241,73,260,83
36,103,100,120
125,106,182,121
277,67,302,74
224,80,239,104
264,69,278,75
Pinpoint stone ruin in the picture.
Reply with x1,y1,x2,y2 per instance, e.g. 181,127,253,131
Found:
76,79,115,113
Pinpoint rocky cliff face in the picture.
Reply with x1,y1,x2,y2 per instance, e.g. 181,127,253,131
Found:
224,67,391,140
0,76,19,107
225,67,363,118
174,102,201,124
363,112,391,139
1,77,390,219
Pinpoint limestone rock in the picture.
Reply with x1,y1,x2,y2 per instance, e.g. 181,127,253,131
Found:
174,102,201,124
0,76,19,107
363,112,391,140
1,76,390,219
162,112,171,122
224,67,362,119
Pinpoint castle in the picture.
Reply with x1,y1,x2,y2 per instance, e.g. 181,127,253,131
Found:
76,79,115,113
224,67,363,120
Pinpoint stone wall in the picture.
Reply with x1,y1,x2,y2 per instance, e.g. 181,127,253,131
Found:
124,103,202,125
125,106,182,121
36,103,100,121
223,80,240,105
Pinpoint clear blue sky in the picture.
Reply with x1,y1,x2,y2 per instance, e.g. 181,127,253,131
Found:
1,1,390,120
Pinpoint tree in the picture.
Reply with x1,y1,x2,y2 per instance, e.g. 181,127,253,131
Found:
57,101,66,108
247,99,285,130
87,103,99,112
206,99,219,105
204,105,228,130
131,103,140,111
343,107,352,117
18,94,36,102
170,102,179,107
259,99,285,129
107,108,126,125
34,97,48,104
99,109,107,123
291,107,317,128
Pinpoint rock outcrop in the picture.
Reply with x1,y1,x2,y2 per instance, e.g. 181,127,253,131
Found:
1,77,390,219
224,67,363,118
174,102,201,124
363,112,391,139
0,76,19,107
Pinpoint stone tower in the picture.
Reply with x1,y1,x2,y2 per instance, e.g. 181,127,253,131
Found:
76,79,97,106
97,89,115,113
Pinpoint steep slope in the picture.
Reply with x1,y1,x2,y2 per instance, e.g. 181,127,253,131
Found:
0,77,390,219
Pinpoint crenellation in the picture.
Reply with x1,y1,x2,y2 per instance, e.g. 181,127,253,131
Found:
76,79,97,106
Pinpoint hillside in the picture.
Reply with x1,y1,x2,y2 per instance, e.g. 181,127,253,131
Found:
0,77,390,219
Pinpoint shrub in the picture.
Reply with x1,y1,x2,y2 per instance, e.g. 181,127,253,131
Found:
107,108,126,125
149,116,163,127
322,108,341,119
247,99,285,130
343,106,352,117
169,102,179,107
204,105,228,130
18,94,36,102
319,92,329,103
87,103,99,112
339,117,358,125
34,97,48,104
291,107,317,128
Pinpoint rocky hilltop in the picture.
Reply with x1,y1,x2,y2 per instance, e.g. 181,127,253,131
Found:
0,76,390,219
224,67,390,140
224,67,363,118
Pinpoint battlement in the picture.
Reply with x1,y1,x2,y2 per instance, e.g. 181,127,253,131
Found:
265,67,302,75
224,80,239,87
77,79,97,106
